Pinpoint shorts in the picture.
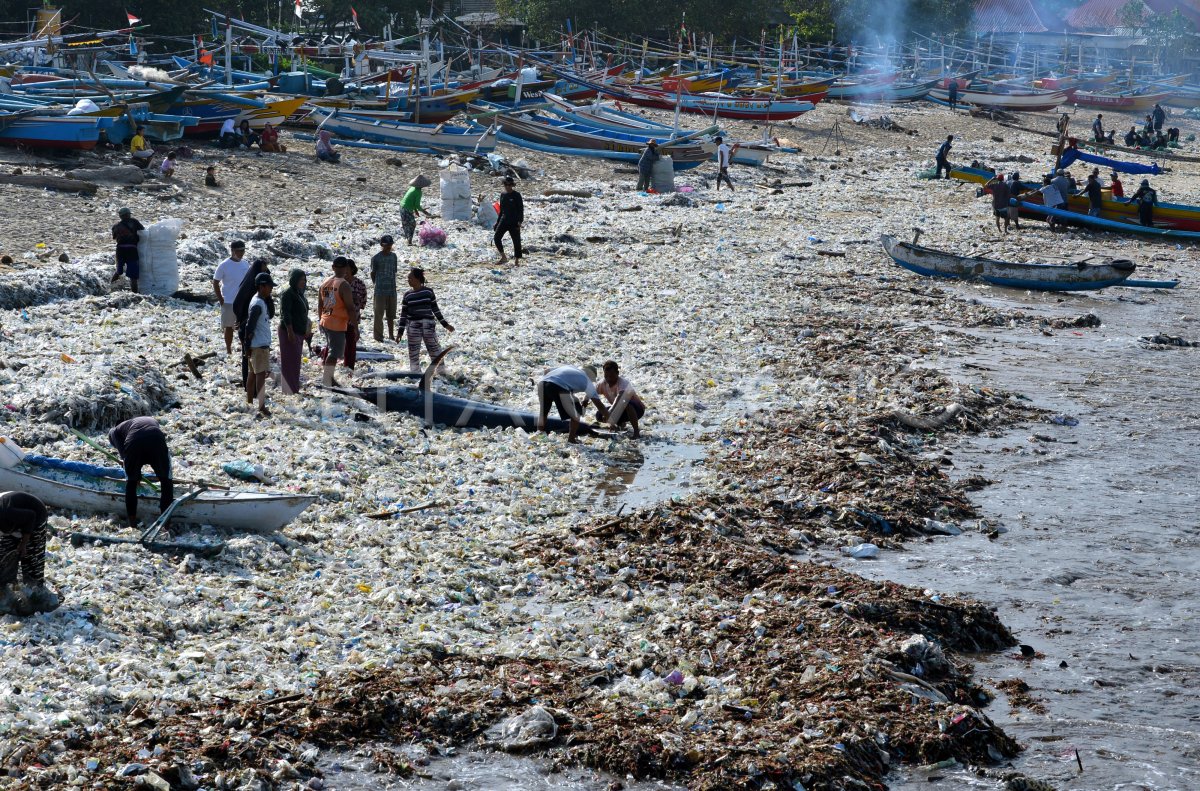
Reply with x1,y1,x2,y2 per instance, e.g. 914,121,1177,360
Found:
610,397,646,425
220,303,237,328
1006,207,1019,220
539,380,583,421
116,248,140,279
249,347,271,374
993,209,1008,218
323,328,347,361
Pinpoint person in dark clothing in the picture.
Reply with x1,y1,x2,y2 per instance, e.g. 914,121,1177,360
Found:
1168,127,1180,143
636,139,660,192
237,120,260,149
243,272,276,418
1092,114,1104,142
109,417,173,529
0,492,59,615
1084,173,1104,217
1152,103,1166,133
1124,126,1138,147
935,135,953,179
947,79,958,110
232,259,271,401
1129,179,1157,227
111,208,145,292
984,173,1012,232
494,176,524,264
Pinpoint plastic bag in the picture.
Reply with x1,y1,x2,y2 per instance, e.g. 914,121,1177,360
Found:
418,223,447,248
136,218,184,296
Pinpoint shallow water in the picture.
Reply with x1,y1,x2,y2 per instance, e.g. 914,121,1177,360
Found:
827,281,1200,790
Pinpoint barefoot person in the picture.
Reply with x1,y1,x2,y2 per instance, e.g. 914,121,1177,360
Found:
537,364,609,444
109,417,173,530
400,175,432,245
370,235,399,342
111,208,144,292
0,492,60,615
494,176,524,264
397,267,454,372
278,268,309,395
212,241,250,355
596,360,646,439
318,257,358,386
244,271,276,417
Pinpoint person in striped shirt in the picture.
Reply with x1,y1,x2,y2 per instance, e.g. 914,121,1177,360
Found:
397,267,454,372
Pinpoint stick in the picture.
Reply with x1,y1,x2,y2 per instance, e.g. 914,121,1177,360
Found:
364,500,440,519
542,189,593,198
71,427,162,493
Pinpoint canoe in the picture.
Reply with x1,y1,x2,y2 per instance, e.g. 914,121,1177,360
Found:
880,234,1136,291
995,120,1200,164
952,166,1200,231
610,84,815,121
929,87,1068,111
1071,90,1171,112
310,107,497,153
1014,200,1200,241
0,114,101,150
175,96,309,136
0,453,316,532
488,110,715,168
341,385,591,435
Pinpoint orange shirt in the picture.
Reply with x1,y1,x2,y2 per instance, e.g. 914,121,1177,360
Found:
319,276,349,332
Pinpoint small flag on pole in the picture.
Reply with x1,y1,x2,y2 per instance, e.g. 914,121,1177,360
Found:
350,6,360,29
294,0,303,19
126,11,140,25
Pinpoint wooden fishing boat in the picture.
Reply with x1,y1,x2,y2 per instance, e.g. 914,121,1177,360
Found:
880,233,1136,291
1071,89,1171,112
175,95,309,136
825,74,899,100
929,87,1068,111
1015,199,1200,241
309,106,497,153
0,451,316,532
488,109,715,168
827,78,937,103
746,76,836,98
0,113,101,150
606,83,814,121
996,120,1200,163
952,166,1200,231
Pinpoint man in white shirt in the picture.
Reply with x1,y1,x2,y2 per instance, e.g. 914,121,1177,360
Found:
244,272,276,418
537,364,609,443
595,360,646,439
219,117,238,148
212,240,250,354
715,135,738,191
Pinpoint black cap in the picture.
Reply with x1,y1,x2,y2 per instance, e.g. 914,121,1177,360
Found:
380,234,394,245
255,272,276,287
230,240,246,250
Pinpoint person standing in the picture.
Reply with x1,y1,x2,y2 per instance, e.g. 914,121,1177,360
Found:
130,125,152,168
636,139,659,191
984,173,1012,233
1038,175,1064,231
537,364,608,444
370,235,399,342
343,260,368,372
596,360,646,439
1084,172,1104,217
1092,114,1104,142
243,272,276,418
494,176,524,264
318,257,358,386
212,241,250,355
1109,171,1124,199
947,78,958,110
1051,169,1072,208
278,268,309,395
233,259,270,396
935,134,953,179
400,175,432,245
111,208,144,291
108,417,173,529
1130,179,1157,227
0,492,59,615
397,267,454,373
714,135,737,191
1152,102,1166,133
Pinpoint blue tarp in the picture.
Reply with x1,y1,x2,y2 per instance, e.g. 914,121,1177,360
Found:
24,454,126,479
1060,147,1161,176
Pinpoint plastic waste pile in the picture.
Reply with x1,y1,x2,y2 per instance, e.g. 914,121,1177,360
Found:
135,218,184,296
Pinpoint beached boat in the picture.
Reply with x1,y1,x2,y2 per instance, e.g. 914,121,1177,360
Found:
488,110,715,168
309,106,497,153
1071,89,1171,112
0,451,316,532
880,233,1136,291
929,87,1068,111
0,113,101,150
951,166,1200,231
173,95,309,136
1015,200,1200,241
607,83,814,120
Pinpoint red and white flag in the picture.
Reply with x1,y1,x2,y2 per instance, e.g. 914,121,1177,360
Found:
351,6,360,29
126,11,141,24
293,0,303,19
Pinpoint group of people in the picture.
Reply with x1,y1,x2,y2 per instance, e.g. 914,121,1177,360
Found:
982,166,1159,232
637,135,740,191
219,118,286,153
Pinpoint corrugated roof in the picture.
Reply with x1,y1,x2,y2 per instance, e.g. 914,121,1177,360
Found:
1066,0,1146,30
973,0,1049,33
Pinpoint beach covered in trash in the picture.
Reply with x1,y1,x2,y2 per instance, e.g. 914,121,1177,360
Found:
0,100,1195,790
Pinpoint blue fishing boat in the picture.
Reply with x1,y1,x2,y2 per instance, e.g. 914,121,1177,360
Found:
0,113,101,150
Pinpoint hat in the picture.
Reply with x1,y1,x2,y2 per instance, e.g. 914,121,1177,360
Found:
333,256,350,268
118,207,131,217
255,272,276,287
380,234,394,245
409,175,431,188
1141,179,1150,186
230,240,246,250
581,364,598,381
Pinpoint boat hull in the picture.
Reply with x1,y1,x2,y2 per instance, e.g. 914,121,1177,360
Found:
344,386,581,434
1071,91,1170,112
312,108,497,152
0,115,100,150
929,87,1067,111
0,463,316,532
880,234,1135,291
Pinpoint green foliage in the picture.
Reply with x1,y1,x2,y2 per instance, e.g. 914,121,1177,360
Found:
783,0,974,43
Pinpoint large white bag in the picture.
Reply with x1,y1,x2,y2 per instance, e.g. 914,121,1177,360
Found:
135,218,184,295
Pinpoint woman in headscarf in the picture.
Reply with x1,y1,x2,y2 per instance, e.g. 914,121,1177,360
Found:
233,259,270,402
343,259,368,372
259,122,285,153
278,268,309,395
315,129,340,163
